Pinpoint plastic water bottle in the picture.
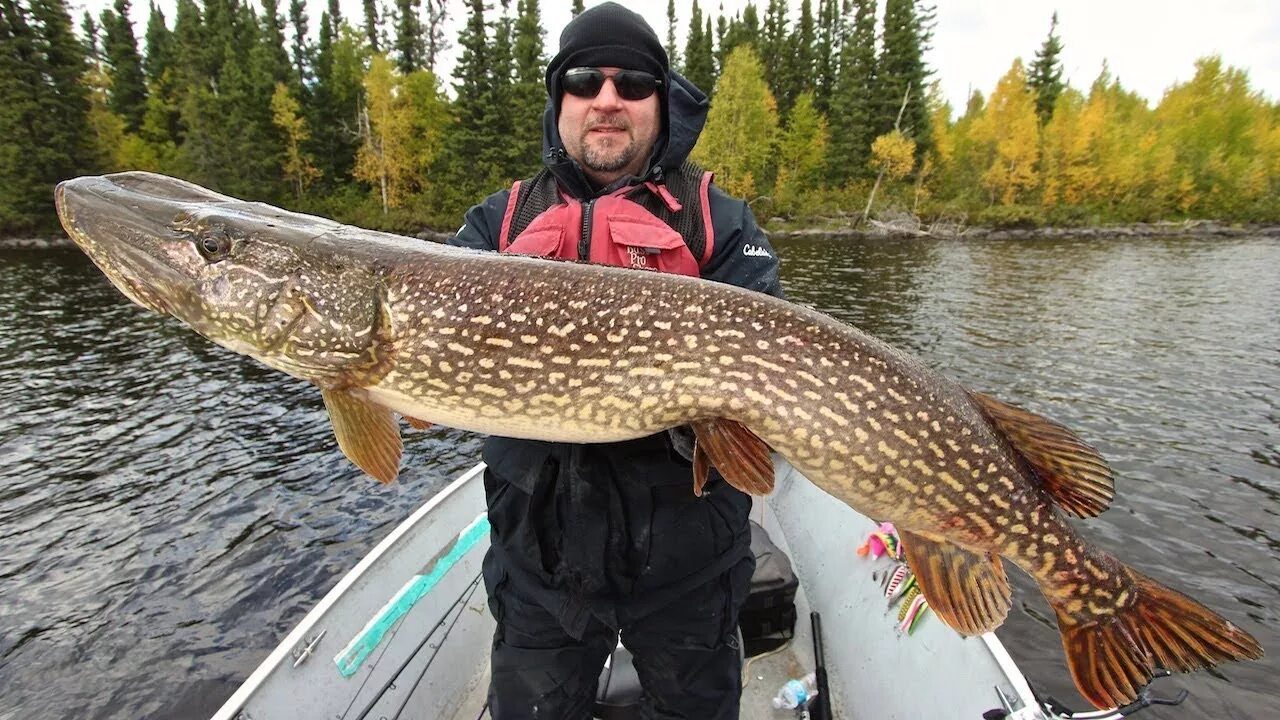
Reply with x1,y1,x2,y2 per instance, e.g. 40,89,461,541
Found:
771,672,818,709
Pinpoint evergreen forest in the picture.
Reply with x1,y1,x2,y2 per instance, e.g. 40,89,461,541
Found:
3,0,1278,237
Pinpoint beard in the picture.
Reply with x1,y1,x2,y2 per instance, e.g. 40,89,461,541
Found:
578,121,640,174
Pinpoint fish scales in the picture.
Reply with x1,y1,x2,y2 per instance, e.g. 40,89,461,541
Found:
56,172,1261,710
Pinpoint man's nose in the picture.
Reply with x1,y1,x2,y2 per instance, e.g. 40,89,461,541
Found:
592,77,625,108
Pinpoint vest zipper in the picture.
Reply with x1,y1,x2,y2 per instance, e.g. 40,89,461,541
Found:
578,198,594,261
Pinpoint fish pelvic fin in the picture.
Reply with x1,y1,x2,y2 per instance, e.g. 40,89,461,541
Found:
690,419,775,496
322,388,403,483
898,529,1011,636
1053,564,1263,709
968,390,1115,518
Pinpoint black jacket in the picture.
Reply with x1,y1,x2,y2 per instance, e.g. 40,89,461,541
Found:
447,71,784,636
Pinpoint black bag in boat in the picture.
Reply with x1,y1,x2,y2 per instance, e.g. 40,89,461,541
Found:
738,520,798,650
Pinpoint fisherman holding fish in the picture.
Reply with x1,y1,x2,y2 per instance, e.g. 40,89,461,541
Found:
448,3,784,718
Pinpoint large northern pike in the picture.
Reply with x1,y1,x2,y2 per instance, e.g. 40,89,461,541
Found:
56,172,1261,709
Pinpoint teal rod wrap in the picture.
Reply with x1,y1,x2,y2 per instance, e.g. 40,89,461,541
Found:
334,513,490,677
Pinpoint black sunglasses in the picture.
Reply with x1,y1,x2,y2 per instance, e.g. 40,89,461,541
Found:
561,67,663,102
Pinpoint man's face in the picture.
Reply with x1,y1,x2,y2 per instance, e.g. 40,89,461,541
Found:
557,67,662,187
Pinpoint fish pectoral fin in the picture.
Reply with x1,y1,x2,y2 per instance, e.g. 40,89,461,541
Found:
967,390,1115,518
898,529,1011,636
690,419,775,496
321,388,403,484
404,415,434,430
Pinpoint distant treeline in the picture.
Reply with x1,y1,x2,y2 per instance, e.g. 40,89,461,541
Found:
2,0,1277,237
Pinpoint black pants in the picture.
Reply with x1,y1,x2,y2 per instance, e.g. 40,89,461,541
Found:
484,550,754,720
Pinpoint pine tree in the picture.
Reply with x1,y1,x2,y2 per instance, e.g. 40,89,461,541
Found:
393,0,423,72
1028,12,1065,125
99,0,148,131
720,2,759,62
260,0,293,84
828,0,876,183
876,0,934,157
488,0,518,177
81,11,99,60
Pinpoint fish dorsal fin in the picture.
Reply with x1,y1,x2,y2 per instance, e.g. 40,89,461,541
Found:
898,529,1011,636
968,391,1114,518
691,419,775,496
322,388,402,484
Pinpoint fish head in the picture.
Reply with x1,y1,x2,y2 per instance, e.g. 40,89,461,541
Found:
56,172,394,385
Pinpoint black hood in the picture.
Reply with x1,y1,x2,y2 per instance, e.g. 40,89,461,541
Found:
541,70,710,200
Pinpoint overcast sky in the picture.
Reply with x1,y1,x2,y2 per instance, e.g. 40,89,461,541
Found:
82,0,1280,110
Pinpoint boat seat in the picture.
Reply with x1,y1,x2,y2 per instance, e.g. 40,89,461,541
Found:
593,628,744,720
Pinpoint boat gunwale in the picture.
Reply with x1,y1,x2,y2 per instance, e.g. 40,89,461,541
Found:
209,463,488,720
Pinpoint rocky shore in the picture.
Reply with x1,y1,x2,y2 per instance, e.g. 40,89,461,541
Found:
7,220,1279,251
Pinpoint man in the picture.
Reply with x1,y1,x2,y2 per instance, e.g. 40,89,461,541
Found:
448,3,784,718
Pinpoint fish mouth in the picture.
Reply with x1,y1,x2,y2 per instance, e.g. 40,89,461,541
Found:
55,173,224,315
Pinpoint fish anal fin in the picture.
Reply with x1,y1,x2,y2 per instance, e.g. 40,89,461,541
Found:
968,390,1115,518
322,388,403,484
404,415,433,430
898,529,1011,636
690,419,775,495
692,442,711,497
1053,563,1263,709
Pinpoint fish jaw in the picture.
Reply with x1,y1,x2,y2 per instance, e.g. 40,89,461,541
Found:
55,172,406,387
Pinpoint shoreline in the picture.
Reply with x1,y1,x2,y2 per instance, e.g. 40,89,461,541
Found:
8,220,1280,251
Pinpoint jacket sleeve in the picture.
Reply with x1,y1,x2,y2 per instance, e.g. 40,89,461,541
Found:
447,188,512,252
700,184,786,299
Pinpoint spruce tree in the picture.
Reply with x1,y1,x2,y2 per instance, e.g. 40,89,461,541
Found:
875,0,934,158
287,0,310,86
682,0,715,97
439,0,501,213
720,2,760,61
813,0,839,115
664,0,678,69
143,2,173,85
394,0,423,72
81,11,99,60
1028,12,1065,125
758,0,787,97
1,0,94,232
778,0,815,116
828,0,876,182
510,0,546,176
362,0,380,51
260,0,293,85
100,0,147,131
422,0,447,72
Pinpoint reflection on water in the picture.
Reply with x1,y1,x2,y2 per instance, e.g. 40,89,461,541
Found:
1,236,1277,719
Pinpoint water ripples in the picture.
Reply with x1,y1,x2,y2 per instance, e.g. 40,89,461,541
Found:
3,237,1278,719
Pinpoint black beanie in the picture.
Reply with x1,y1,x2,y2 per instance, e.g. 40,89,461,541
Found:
545,2,669,100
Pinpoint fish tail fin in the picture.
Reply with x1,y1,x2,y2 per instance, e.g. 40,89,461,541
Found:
1052,566,1262,709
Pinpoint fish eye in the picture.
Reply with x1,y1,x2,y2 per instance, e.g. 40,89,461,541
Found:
196,232,232,261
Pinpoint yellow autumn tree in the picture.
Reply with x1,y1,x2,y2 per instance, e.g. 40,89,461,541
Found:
969,59,1040,205
692,45,778,200
772,92,829,217
355,55,449,213
270,83,321,201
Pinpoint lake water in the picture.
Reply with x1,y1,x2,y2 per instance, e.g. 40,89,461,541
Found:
1,235,1276,719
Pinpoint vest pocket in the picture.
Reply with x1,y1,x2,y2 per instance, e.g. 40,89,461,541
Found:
607,215,699,276
504,227,566,258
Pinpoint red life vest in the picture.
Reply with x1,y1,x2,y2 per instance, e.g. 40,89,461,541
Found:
497,160,714,278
